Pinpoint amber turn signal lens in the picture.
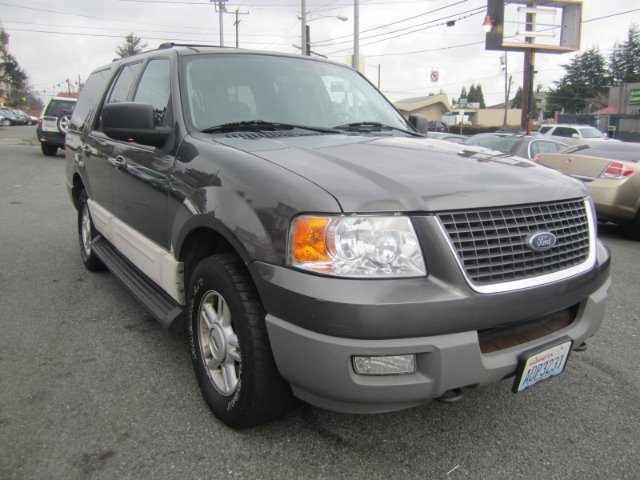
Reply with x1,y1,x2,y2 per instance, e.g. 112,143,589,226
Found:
290,216,330,263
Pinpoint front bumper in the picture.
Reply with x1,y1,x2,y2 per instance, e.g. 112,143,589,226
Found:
252,240,610,414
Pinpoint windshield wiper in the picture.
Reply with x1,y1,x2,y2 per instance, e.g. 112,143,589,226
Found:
201,120,340,134
332,121,421,136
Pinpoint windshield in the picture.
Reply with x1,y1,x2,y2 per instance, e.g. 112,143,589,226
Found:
578,127,605,139
181,54,409,132
465,135,519,153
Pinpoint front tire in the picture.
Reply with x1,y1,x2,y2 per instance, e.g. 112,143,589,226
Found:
188,254,294,428
41,143,58,156
77,190,105,271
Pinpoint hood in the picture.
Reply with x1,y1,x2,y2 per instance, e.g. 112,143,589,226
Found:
206,133,588,213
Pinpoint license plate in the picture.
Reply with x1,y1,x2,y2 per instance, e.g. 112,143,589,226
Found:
42,118,58,132
513,338,573,393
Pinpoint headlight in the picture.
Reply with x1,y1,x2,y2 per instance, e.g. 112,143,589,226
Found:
288,215,426,278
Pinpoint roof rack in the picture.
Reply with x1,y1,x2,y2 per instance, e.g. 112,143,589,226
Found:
158,42,224,50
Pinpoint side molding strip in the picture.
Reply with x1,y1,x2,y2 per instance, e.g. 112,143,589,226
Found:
88,199,185,304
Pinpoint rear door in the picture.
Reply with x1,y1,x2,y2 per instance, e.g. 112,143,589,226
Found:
67,68,112,207
82,62,144,212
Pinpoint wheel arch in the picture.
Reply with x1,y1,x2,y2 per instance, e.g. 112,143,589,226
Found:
71,173,86,210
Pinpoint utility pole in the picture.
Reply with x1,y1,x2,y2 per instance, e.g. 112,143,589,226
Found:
352,0,359,70
377,64,381,89
301,0,307,56
502,53,512,128
233,8,250,48
521,8,535,134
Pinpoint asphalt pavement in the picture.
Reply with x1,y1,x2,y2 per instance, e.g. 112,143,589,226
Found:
1,125,639,480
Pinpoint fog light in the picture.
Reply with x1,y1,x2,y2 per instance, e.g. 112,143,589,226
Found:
352,355,416,375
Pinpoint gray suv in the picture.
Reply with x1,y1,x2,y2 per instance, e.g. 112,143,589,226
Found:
65,44,610,428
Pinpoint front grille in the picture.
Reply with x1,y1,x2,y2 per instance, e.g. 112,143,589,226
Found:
437,199,590,286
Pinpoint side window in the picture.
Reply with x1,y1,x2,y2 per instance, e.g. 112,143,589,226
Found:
553,127,577,138
107,62,143,104
538,141,564,154
70,69,110,131
539,126,552,134
133,59,171,127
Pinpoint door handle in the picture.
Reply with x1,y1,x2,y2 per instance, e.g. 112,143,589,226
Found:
113,155,127,169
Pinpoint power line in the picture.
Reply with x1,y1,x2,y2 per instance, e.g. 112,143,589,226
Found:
313,0,472,46
1,27,294,45
318,7,485,50
1,19,286,38
584,8,640,23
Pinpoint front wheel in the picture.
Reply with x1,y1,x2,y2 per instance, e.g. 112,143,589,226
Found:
188,254,294,428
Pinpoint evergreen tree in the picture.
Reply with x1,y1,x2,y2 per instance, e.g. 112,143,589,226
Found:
459,86,467,102
476,84,486,108
467,84,477,104
116,33,148,58
510,87,523,109
609,24,640,84
546,47,611,113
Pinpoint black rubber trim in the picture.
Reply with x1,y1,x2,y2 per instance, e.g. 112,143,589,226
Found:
92,235,184,329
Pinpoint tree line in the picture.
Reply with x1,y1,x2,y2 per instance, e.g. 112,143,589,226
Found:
546,23,640,115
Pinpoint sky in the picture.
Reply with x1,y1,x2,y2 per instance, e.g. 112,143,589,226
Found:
1,0,638,106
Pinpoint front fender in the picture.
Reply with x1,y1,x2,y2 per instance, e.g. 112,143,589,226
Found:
171,186,278,264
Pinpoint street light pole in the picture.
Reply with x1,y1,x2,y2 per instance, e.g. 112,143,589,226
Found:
218,0,225,47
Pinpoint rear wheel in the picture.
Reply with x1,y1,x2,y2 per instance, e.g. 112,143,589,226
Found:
41,143,58,156
188,254,294,428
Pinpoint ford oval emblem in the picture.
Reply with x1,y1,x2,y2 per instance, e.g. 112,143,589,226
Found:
527,232,557,252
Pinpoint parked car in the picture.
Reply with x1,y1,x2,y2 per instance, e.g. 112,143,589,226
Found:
0,114,10,127
538,142,640,239
427,120,449,132
464,133,568,161
0,106,26,125
427,131,467,144
12,109,37,125
540,124,619,144
37,96,77,156
66,44,610,428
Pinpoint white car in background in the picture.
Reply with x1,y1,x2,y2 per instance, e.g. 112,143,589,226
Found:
538,124,620,144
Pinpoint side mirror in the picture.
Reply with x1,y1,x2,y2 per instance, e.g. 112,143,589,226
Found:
571,133,580,139
102,102,171,147
408,113,429,134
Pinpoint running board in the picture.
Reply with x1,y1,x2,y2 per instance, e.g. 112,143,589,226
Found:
92,236,184,330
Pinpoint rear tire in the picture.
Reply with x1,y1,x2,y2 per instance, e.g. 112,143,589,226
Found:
77,190,105,271
188,254,294,428
41,143,58,156
622,210,640,241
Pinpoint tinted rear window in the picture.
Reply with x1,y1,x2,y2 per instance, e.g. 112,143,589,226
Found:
45,100,76,117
